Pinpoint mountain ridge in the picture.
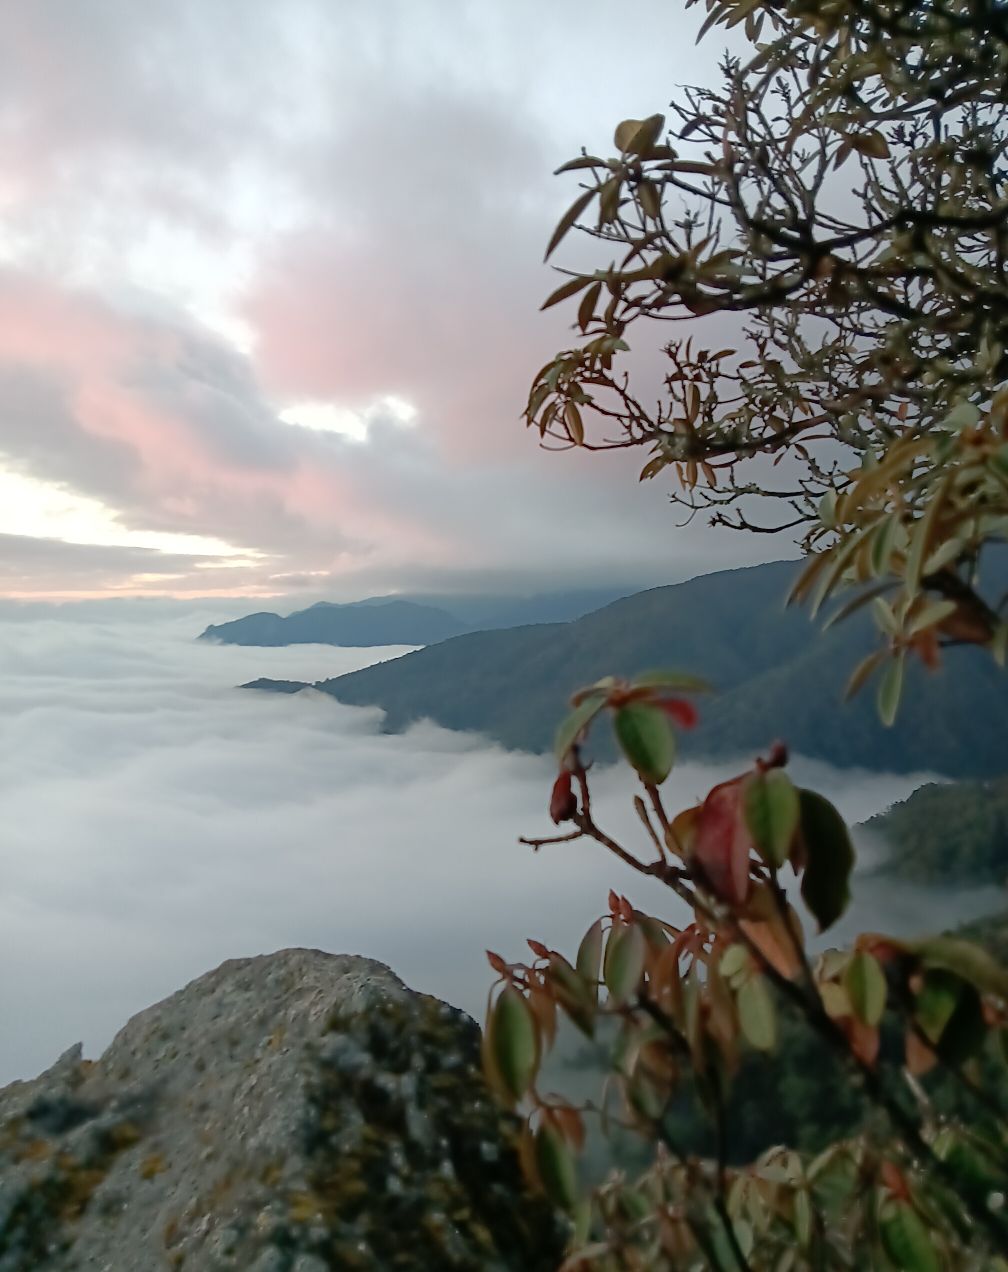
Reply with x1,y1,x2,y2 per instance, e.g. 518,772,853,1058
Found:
201,598,466,647
200,586,632,647
242,559,1008,778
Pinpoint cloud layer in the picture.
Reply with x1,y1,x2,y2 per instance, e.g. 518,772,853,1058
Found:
0,0,784,599
1,607,998,1084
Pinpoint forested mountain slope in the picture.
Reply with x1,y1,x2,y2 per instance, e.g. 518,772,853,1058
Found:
297,560,1008,777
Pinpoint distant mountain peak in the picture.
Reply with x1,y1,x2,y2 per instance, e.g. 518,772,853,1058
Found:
198,598,467,648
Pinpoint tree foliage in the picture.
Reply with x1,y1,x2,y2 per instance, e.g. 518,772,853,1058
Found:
870,775,1008,884
482,1,1008,1266
526,0,1008,715
486,685,1008,1268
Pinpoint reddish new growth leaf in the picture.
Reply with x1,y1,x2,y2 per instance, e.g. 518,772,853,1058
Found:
840,1015,881,1068
487,950,509,976
880,1159,912,1202
608,889,621,914
527,939,551,959
658,697,699,729
549,771,578,824
692,777,752,906
911,626,942,671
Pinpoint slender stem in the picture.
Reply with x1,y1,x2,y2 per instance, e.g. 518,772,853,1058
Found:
638,998,753,1270
519,830,583,849
643,782,671,835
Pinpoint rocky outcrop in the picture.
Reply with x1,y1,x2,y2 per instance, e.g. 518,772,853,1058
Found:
0,950,562,1271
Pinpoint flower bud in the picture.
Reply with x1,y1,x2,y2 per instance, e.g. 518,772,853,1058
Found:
549,772,578,824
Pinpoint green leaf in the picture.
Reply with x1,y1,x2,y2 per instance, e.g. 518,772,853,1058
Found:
843,951,887,1027
906,598,957,637
911,936,1008,999
848,128,890,160
614,113,665,155
626,1068,665,1121
737,975,776,1051
879,1197,941,1272
905,472,952,592
876,652,905,727
554,154,605,175
719,943,751,987
604,924,646,1003
489,986,539,1102
554,694,607,762
572,675,616,703
818,488,837,529
799,789,854,932
613,703,676,783
630,669,712,693
935,1128,1006,1195
913,969,960,1044
809,529,870,618
793,1188,813,1248
870,514,900,576
845,648,886,700
872,596,899,636
743,769,799,868
535,1123,579,1211
922,535,966,575
544,187,595,261
541,273,593,311
914,969,985,1064
939,401,981,432
577,279,602,332
824,582,897,633
576,919,603,1004
547,955,596,1037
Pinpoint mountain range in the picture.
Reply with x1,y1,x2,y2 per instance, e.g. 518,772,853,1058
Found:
200,599,466,647
199,587,629,647
241,559,1008,779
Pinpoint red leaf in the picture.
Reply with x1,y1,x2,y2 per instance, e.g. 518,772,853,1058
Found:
487,950,508,976
549,772,577,824
905,1028,937,1077
840,1015,880,1067
880,1159,911,1201
692,777,752,905
659,697,699,729
607,889,620,914
550,1104,587,1153
527,939,550,959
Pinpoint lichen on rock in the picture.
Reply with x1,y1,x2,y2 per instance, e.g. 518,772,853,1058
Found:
0,950,563,1271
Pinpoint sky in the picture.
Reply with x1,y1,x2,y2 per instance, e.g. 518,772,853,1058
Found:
2,608,1001,1084
0,0,786,602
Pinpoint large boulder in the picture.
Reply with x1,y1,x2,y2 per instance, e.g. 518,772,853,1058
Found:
0,950,563,1271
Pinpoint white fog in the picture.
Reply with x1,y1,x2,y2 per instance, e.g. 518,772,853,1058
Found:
0,607,1001,1085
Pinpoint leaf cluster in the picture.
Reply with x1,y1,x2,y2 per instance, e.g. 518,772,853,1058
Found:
527,0,1008,714
484,675,1008,1268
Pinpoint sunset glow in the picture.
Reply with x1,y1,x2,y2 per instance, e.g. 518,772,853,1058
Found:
0,1,759,601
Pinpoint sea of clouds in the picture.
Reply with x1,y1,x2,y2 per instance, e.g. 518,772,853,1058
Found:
0,604,1002,1084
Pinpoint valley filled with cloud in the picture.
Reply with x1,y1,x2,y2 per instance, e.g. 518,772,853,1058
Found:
1,604,1000,1085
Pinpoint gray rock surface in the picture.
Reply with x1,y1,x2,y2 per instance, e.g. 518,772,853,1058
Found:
0,949,562,1271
